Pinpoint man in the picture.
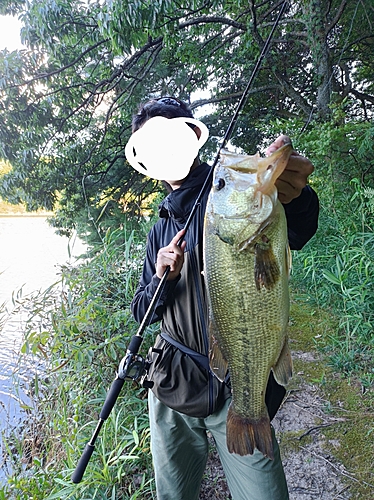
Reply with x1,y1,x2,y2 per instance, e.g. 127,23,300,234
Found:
130,97,319,500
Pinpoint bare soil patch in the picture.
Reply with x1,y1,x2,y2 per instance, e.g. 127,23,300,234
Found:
199,351,356,500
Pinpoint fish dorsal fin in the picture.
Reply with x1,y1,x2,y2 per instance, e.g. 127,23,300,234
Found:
208,318,228,382
272,339,293,386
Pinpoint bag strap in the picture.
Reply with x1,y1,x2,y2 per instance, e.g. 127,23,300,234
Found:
160,332,210,371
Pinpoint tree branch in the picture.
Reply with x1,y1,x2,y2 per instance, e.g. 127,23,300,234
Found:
326,0,348,35
190,85,282,110
4,39,110,89
349,88,374,105
179,15,246,31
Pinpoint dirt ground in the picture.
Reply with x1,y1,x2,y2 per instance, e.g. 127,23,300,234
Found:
199,351,355,500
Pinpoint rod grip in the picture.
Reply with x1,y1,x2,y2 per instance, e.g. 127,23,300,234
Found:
99,376,125,420
127,335,143,353
71,443,95,483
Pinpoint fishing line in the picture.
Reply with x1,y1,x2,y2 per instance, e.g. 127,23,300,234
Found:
135,0,290,335
72,0,289,483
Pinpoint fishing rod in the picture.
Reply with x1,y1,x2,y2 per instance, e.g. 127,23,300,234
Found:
71,0,289,484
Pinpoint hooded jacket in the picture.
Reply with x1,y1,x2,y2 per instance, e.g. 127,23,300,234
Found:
131,162,319,418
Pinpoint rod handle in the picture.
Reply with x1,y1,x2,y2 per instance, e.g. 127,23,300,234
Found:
71,443,95,483
99,376,125,420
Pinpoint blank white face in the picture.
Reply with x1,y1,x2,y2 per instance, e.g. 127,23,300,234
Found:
125,116,209,181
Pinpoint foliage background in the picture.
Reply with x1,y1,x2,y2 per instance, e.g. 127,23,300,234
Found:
0,0,373,239
0,0,373,498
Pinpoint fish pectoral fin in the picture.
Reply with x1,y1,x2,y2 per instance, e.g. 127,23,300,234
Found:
272,340,293,386
208,322,228,382
254,235,280,290
209,340,228,382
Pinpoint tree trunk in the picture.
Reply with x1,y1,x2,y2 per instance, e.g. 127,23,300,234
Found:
302,0,333,119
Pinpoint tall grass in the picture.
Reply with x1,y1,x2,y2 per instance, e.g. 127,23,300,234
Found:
2,112,373,498
1,225,157,499
290,117,374,387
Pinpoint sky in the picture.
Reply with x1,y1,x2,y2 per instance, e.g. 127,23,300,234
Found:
0,15,24,51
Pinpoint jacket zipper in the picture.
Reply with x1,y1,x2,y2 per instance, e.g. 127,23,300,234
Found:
189,247,215,415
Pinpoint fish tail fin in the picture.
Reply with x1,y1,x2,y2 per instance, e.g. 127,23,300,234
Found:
226,404,274,460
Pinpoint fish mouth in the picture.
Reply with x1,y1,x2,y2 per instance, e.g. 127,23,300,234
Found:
227,143,293,174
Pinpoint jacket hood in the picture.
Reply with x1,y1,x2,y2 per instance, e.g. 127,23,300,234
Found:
158,163,212,222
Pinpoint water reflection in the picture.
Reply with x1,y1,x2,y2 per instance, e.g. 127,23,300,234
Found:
0,216,86,481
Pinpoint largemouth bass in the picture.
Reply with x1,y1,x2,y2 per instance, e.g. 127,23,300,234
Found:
203,143,293,459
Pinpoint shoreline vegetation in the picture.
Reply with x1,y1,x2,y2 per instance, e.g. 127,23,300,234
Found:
0,198,53,217
0,119,373,499
0,221,373,500
0,1,373,496
0,213,53,217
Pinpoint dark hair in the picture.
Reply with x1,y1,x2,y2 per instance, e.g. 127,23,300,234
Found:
132,97,194,132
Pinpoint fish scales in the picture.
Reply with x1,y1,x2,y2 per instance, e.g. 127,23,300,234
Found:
203,144,294,459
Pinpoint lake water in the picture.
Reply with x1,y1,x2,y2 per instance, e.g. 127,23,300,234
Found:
0,216,87,481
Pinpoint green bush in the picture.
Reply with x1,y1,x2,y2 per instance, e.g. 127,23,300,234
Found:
2,111,374,499
1,225,157,499
290,116,374,387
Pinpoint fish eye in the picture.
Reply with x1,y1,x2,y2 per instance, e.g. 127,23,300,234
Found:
214,178,225,191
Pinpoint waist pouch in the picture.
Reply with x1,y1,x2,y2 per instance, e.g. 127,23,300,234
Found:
144,333,230,418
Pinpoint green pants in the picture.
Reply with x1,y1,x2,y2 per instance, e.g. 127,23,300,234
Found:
148,391,289,500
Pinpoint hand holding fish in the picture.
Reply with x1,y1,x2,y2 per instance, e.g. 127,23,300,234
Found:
156,228,186,280
266,134,314,204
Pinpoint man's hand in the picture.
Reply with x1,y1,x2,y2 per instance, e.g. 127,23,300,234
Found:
266,134,314,204
156,229,187,280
